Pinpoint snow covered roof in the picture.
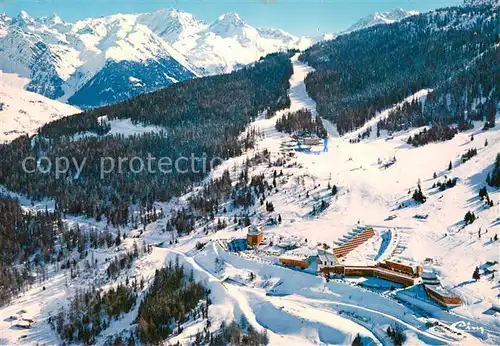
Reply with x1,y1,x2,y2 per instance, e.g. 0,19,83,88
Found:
247,224,263,235
425,284,458,298
288,247,318,257
318,250,337,263
420,271,438,280
279,254,309,261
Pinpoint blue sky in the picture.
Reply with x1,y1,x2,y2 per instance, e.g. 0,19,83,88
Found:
1,0,462,36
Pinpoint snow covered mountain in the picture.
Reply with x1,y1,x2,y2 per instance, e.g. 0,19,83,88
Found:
136,11,311,75
0,55,498,346
172,13,311,75
136,8,208,45
0,11,195,109
0,73,80,142
0,8,417,109
0,9,311,108
345,8,419,32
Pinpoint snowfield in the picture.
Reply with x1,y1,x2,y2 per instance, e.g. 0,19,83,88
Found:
0,55,499,345
0,73,80,142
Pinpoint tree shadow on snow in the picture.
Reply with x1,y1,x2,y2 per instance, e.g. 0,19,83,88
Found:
482,307,498,316
466,163,495,192
453,280,476,289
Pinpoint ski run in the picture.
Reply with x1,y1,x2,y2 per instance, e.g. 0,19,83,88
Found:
0,54,499,346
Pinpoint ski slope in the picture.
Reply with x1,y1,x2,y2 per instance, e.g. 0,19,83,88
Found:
0,54,498,345
143,55,499,345
0,73,80,142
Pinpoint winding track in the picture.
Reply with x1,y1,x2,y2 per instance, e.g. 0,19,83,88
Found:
171,246,465,345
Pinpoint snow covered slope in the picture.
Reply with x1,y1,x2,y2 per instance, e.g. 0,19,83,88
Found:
136,8,208,45
0,54,498,346
0,11,195,109
0,73,80,142
345,8,419,32
162,56,500,344
464,0,499,7
172,13,310,75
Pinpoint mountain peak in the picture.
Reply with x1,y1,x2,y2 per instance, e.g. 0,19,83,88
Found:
137,8,208,44
209,12,247,37
18,10,30,18
345,8,418,33
216,12,244,23
48,13,63,24
38,13,64,26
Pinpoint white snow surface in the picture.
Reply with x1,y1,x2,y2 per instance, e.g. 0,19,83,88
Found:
0,55,499,346
345,8,419,33
0,73,80,142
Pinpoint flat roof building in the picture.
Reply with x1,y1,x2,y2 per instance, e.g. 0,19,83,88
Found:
247,225,264,246
317,250,338,269
424,284,462,307
279,255,310,269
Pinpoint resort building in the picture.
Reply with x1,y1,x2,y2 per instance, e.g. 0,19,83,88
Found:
320,265,420,287
317,250,338,270
420,270,440,285
378,259,423,277
247,225,264,246
424,284,462,307
333,227,376,258
279,255,310,269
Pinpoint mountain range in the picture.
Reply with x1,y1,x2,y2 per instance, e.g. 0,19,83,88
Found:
0,8,417,109
344,8,419,33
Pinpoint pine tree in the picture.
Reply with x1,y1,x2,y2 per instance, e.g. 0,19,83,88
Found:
115,231,121,247
332,185,338,196
448,161,452,170
464,211,476,225
352,333,363,346
487,154,500,187
473,267,480,281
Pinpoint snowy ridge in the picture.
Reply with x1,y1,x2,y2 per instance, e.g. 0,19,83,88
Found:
0,9,310,107
170,12,311,75
0,11,196,108
0,72,80,142
136,8,208,45
345,8,419,33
